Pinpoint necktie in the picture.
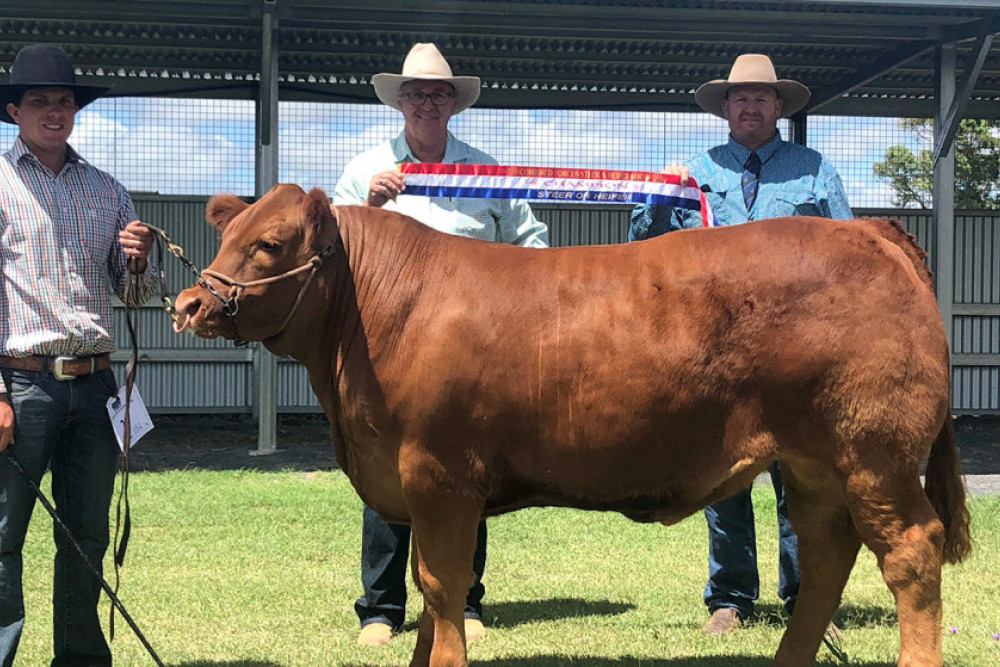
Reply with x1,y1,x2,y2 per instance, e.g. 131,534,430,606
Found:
742,151,761,211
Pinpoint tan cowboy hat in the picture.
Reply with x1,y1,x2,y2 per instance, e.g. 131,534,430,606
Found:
695,54,810,119
1,44,111,124
372,43,481,113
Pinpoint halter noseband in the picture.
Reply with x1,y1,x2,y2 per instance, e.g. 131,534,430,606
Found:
198,241,338,346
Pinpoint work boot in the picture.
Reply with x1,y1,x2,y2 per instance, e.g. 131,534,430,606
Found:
357,622,393,646
701,607,742,635
465,618,487,642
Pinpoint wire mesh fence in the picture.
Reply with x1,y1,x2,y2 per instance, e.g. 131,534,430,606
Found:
0,97,930,209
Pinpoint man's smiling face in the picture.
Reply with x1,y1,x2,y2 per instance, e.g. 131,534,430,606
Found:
7,87,78,155
721,84,783,149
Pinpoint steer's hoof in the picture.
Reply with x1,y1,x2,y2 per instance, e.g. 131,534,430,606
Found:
701,607,742,635
464,618,487,642
357,622,393,646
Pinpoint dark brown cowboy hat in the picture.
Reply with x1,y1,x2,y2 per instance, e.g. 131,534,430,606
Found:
0,44,110,124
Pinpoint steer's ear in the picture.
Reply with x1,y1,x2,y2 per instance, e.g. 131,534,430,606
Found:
305,187,338,243
205,193,250,233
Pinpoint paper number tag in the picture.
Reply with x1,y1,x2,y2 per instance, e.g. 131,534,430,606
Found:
106,384,154,451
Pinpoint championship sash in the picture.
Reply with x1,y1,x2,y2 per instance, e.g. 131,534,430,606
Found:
398,163,716,227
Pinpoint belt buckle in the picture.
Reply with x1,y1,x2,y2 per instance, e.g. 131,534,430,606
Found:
52,356,77,381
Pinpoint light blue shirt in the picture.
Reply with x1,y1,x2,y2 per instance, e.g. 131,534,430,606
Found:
629,131,852,240
333,130,548,247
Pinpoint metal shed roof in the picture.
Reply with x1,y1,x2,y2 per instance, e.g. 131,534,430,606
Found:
2,0,1000,118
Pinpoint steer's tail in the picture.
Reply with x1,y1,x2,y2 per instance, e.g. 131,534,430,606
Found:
923,417,972,564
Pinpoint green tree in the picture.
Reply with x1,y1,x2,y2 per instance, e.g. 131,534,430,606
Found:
873,118,1000,209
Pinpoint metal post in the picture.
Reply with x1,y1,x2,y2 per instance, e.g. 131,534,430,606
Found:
252,0,279,454
790,113,807,146
932,42,956,403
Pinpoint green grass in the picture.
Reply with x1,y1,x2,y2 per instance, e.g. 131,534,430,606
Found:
16,470,1000,666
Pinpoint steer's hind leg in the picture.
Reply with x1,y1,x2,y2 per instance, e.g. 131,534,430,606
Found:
772,464,860,667
846,473,946,667
407,493,481,667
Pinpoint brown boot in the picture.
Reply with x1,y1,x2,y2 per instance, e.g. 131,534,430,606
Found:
701,607,742,635
357,622,393,646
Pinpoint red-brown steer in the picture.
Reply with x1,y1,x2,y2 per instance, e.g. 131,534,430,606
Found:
173,183,970,667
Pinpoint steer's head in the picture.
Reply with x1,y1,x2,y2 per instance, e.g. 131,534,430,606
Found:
173,183,339,348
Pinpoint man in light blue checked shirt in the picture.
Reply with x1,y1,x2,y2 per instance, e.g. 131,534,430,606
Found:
334,42,548,649
629,54,852,638
0,44,156,666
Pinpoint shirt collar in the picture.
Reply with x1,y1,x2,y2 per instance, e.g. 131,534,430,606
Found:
10,136,84,170
727,130,783,166
390,130,464,164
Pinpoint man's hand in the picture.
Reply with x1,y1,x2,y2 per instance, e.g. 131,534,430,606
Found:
366,171,405,208
119,220,153,273
662,165,690,187
0,397,13,452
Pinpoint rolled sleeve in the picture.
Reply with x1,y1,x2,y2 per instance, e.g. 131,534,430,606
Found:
500,198,549,247
818,159,854,220
112,190,157,306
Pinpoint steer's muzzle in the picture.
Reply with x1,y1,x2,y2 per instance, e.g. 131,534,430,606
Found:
172,284,235,339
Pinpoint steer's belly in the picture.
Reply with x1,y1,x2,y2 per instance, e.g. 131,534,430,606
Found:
483,449,769,523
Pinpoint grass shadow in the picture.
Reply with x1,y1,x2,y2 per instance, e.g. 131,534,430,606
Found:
397,597,634,633
344,656,894,667
709,601,897,632
170,662,284,667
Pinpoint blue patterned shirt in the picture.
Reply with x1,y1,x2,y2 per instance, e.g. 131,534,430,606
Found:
0,137,157,367
629,131,852,240
334,130,549,247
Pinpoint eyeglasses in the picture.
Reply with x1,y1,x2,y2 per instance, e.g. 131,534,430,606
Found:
398,90,455,106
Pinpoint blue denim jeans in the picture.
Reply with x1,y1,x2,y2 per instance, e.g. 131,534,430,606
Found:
703,462,799,620
0,368,120,667
355,504,487,630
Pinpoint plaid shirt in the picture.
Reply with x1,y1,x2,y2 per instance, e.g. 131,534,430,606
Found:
0,136,157,365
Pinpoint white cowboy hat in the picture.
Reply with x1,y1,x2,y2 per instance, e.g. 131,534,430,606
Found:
695,54,811,119
372,43,481,113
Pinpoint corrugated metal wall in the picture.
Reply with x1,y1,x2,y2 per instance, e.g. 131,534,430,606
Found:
950,212,1000,412
119,197,1000,414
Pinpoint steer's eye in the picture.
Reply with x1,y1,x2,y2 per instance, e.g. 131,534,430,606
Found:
257,239,281,254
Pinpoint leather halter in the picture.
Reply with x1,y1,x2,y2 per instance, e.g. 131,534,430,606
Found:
198,241,338,346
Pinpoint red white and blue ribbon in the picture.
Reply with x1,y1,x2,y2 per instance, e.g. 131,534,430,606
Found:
398,163,716,227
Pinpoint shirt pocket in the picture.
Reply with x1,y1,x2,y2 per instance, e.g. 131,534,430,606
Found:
706,189,740,214
774,179,822,217
705,189,748,226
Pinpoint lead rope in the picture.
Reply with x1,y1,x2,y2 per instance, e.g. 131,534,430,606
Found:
109,259,141,642
143,222,217,326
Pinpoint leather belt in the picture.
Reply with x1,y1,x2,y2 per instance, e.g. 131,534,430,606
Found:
0,354,112,380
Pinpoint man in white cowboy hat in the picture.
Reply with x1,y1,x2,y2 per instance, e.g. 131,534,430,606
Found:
629,54,852,636
333,42,548,647
0,43,156,665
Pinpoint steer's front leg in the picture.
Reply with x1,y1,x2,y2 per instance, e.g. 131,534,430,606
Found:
407,495,481,667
